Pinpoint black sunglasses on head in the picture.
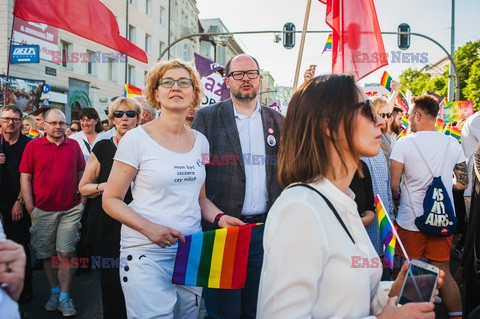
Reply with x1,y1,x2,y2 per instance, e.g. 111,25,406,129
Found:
113,110,137,118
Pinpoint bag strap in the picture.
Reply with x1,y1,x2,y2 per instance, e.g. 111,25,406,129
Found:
83,139,92,154
287,184,355,244
410,138,450,179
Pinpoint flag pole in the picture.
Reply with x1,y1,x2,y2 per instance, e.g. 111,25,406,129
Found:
377,195,411,264
292,0,313,92
4,15,16,107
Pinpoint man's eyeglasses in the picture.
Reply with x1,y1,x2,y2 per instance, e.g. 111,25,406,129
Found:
227,70,260,80
113,110,137,118
45,121,67,126
378,112,392,119
356,100,377,122
158,78,193,88
1,117,21,123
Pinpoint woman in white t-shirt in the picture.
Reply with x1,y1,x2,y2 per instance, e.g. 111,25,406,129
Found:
102,60,243,319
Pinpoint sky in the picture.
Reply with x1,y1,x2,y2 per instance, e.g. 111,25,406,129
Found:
196,0,480,88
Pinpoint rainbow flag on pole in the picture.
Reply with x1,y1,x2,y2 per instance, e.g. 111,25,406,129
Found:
172,224,258,289
401,115,409,129
322,34,333,53
28,129,40,139
123,83,143,98
450,126,461,140
380,71,392,91
375,195,396,269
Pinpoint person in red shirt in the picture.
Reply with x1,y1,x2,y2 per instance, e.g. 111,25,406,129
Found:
19,109,85,317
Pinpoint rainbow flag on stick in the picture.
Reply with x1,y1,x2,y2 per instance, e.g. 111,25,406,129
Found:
398,128,407,139
123,83,143,98
28,129,40,139
172,223,258,289
375,195,397,269
322,34,333,53
443,122,452,135
435,117,444,131
401,115,409,129
450,126,461,140
380,71,392,91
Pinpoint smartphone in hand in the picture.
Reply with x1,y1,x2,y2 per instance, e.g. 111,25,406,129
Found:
398,259,439,304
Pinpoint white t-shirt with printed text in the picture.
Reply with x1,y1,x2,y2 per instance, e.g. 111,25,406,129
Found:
114,126,209,247
391,131,465,231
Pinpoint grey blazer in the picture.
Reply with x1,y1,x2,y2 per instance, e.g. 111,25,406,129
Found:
192,99,284,228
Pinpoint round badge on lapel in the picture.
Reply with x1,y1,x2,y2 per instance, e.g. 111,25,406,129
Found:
267,135,276,147
268,128,274,134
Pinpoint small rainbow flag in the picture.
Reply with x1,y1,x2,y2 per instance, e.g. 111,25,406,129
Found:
28,129,40,139
443,122,452,135
172,223,258,289
401,115,409,128
123,83,143,98
450,126,461,140
380,71,392,91
398,129,407,139
435,117,444,131
322,34,333,53
375,195,396,270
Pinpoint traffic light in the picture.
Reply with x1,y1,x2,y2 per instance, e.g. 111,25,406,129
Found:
283,22,295,49
398,23,411,50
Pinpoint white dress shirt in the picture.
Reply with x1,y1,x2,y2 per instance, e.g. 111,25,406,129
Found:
258,178,391,318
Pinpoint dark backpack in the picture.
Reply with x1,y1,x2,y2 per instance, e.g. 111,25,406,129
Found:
407,139,457,237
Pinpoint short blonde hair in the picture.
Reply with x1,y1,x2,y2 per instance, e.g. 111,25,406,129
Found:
23,115,37,130
108,97,142,124
370,96,387,113
144,59,204,110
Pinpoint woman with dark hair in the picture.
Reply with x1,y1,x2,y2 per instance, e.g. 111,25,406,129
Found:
257,74,442,318
70,107,105,162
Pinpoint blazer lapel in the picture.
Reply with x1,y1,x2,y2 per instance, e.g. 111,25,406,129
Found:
261,107,276,192
220,100,245,173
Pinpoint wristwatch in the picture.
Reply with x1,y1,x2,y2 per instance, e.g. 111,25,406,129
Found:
16,197,24,204
213,213,224,228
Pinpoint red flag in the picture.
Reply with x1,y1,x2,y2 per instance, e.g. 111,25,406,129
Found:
13,0,148,63
319,0,387,81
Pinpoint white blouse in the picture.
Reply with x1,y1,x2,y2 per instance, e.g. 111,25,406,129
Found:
257,178,392,319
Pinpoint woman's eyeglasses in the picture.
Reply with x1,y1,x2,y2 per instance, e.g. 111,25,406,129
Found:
158,78,193,88
113,110,137,118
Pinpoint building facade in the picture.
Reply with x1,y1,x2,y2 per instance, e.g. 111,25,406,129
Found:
0,0,199,122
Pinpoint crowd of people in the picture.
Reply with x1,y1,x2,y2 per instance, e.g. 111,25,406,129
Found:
1,53,480,319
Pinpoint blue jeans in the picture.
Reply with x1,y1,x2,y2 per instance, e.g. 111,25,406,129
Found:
204,225,264,319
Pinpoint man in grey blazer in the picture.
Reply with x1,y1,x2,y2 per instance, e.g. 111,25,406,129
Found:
192,54,284,319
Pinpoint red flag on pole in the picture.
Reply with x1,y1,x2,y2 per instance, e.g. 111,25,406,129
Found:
319,0,387,81
13,0,148,63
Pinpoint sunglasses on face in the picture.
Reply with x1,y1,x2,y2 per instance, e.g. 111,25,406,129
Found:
378,112,392,119
113,110,137,118
69,127,80,132
356,100,377,122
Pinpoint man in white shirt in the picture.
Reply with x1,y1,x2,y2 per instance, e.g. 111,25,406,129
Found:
391,95,467,319
461,111,480,212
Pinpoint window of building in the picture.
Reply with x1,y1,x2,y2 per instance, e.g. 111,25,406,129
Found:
86,50,97,76
128,65,135,85
60,41,71,68
182,43,188,61
160,7,165,24
146,0,152,15
145,34,151,54
128,25,136,43
108,58,117,82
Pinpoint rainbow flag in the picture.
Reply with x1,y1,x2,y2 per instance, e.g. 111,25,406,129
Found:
172,224,258,289
322,34,333,53
450,126,461,140
401,115,409,128
443,122,452,135
380,71,392,91
398,129,407,139
435,117,444,131
375,195,396,269
123,83,143,98
28,129,40,139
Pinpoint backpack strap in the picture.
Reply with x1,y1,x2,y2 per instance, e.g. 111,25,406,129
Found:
287,184,355,244
83,139,92,154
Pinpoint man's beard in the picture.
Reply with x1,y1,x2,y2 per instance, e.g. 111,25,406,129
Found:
390,120,402,135
185,116,194,122
232,90,257,102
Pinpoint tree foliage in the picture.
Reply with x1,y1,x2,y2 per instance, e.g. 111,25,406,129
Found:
399,41,480,110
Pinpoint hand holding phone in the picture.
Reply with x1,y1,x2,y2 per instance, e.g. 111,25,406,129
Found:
398,259,440,304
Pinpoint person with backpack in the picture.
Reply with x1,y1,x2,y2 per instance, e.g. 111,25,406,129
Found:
390,94,467,319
